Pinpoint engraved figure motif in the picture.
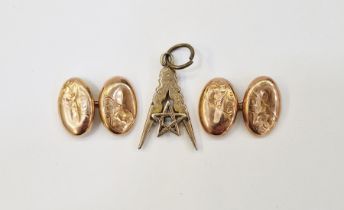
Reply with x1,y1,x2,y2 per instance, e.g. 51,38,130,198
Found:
249,84,277,134
62,81,90,124
104,88,134,133
205,83,236,124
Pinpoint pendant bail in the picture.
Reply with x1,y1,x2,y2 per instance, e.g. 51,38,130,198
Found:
161,43,195,70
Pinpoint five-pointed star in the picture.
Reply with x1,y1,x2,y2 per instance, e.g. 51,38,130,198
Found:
151,100,187,137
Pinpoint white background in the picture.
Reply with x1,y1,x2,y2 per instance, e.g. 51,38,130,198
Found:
1,0,344,209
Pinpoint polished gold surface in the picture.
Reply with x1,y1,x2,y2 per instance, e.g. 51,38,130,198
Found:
58,78,95,135
242,76,281,136
199,78,238,135
99,76,137,134
139,43,197,150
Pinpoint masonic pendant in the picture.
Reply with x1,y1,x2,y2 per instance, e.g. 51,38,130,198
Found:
138,43,197,150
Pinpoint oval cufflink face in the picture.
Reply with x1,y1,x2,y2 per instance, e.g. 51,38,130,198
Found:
58,78,95,135
243,76,281,136
199,78,239,135
99,76,137,134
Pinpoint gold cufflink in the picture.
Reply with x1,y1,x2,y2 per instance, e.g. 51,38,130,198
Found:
58,76,137,135
199,76,281,136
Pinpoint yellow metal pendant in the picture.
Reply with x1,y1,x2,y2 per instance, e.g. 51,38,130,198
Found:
138,43,197,150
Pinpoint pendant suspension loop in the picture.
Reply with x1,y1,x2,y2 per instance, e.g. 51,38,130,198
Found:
160,53,174,67
162,43,195,70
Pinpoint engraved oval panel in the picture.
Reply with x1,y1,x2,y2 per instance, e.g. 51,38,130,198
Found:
199,78,239,135
58,78,95,135
243,76,281,136
99,76,137,134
